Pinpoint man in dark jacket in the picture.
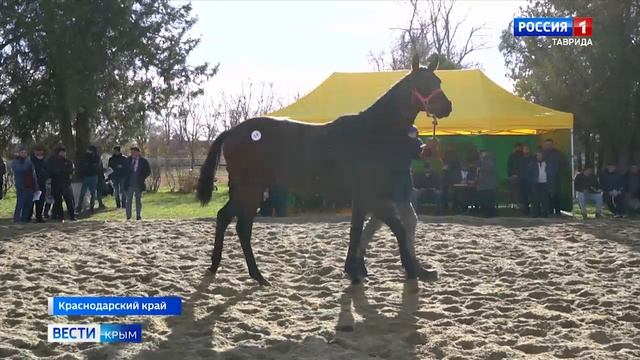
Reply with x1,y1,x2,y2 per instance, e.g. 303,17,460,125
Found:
574,167,602,219
108,146,128,208
48,147,76,221
600,163,625,218
625,164,640,212
542,139,568,215
11,145,37,223
412,164,442,212
508,142,531,214
0,155,5,200
76,145,102,213
124,146,151,220
27,145,48,222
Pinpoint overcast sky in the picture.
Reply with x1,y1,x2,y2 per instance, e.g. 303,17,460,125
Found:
174,0,526,100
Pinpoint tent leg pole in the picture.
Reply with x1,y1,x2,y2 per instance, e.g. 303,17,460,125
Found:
570,128,575,201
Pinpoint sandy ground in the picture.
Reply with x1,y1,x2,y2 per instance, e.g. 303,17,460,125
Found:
0,216,639,359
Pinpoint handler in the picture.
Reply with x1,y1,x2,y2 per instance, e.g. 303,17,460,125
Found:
354,125,438,281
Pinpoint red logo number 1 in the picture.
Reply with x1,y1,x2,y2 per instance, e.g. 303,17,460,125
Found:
573,17,592,36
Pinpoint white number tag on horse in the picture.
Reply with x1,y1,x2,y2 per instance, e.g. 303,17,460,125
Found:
251,130,262,141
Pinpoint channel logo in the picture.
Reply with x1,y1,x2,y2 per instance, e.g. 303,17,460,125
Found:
47,323,142,343
514,17,592,37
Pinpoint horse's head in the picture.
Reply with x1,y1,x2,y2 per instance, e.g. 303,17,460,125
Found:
409,55,452,119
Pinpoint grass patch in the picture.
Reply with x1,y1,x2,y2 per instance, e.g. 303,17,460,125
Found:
0,186,229,221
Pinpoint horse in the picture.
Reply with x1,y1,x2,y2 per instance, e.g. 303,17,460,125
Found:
197,55,452,286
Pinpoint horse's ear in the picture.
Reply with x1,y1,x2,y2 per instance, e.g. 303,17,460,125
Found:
411,53,420,72
426,54,439,72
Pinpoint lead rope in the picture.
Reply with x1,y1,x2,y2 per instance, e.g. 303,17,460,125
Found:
431,116,438,139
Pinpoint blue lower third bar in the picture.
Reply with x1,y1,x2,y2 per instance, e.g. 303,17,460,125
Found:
48,323,142,343
49,296,182,316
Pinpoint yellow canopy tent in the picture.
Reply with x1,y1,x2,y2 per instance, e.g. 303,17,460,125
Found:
268,69,573,135
269,69,577,211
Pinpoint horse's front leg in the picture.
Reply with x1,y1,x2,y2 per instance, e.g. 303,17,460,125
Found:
345,204,366,285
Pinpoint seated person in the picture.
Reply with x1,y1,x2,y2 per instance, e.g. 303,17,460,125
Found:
450,161,476,213
412,163,442,212
625,164,640,212
574,166,602,219
600,163,625,218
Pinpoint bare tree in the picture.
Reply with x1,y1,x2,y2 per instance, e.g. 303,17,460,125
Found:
218,81,284,131
369,0,487,71
175,93,205,169
201,99,223,142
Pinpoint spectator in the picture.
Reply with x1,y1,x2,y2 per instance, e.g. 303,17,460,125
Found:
411,164,442,213
76,145,102,213
450,161,476,214
508,142,530,214
477,150,497,217
124,146,151,220
11,145,37,223
528,149,549,218
95,154,107,209
574,166,602,219
624,164,640,212
43,179,53,219
0,155,5,200
542,139,568,215
600,163,625,218
28,145,48,223
108,146,128,208
260,185,288,217
47,146,76,221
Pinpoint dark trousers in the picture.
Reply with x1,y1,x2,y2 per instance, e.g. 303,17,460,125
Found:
27,197,46,221
478,189,497,217
604,191,625,216
52,186,75,220
0,178,3,199
531,182,550,217
548,176,562,215
113,178,126,208
518,177,530,215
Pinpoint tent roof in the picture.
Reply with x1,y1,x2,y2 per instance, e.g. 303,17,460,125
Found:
268,69,573,135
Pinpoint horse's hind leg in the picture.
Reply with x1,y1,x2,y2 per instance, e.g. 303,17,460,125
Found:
344,205,366,285
235,185,270,286
373,203,418,280
209,201,234,275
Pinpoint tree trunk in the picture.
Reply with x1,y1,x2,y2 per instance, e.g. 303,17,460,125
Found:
74,108,91,180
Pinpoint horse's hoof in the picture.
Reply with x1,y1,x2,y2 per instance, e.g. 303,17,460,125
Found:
417,268,438,282
208,266,218,275
350,277,362,286
256,277,271,286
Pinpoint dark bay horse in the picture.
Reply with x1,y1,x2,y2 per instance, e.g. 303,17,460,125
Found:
197,56,452,286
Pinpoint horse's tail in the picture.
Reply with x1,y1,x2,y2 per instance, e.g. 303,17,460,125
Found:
197,130,231,206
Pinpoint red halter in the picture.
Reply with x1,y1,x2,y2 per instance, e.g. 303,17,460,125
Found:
412,88,443,114
412,88,443,137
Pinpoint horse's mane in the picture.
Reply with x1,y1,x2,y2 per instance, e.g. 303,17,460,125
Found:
324,71,414,137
